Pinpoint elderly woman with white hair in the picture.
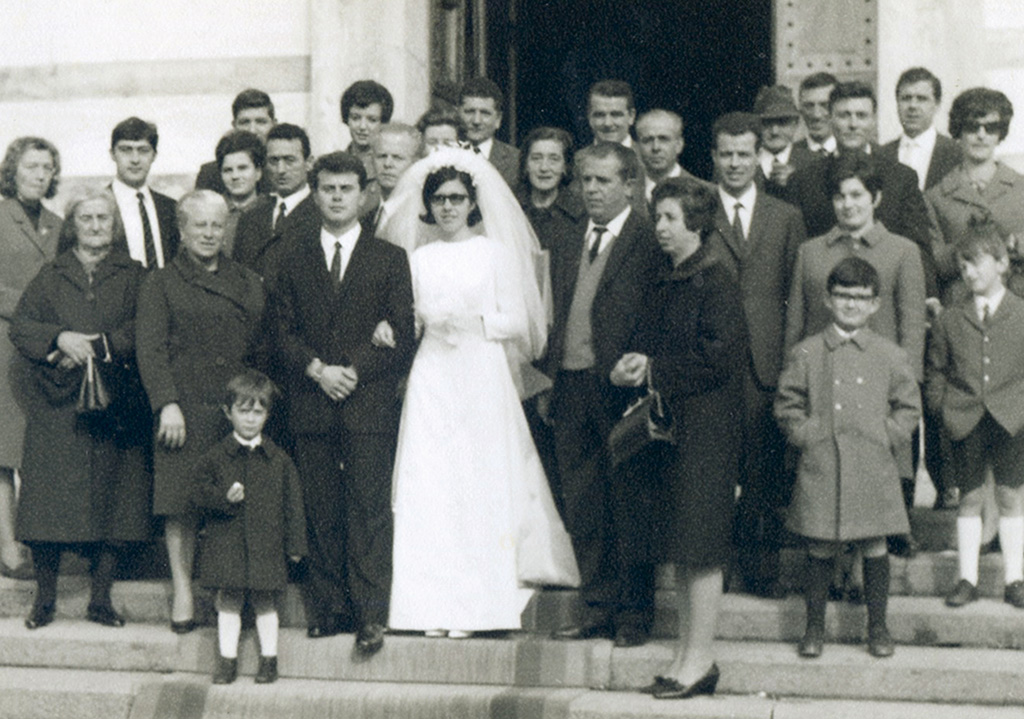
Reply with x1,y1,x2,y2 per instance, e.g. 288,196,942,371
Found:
11,186,150,629
136,190,266,632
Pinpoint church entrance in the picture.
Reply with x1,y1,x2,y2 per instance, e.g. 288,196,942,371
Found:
481,0,774,179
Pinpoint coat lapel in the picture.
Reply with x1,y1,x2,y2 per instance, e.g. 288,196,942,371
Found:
4,201,52,257
335,228,375,302
173,254,253,311
597,210,638,293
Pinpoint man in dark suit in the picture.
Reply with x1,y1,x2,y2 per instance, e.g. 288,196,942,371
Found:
878,67,962,192
106,117,179,267
588,80,647,211
705,112,807,596
272,151,414,654
232,123,320,288
366,123,422,236
458,77,519,188
793,72,838,157
753,85,816,198
784,81,938,297
547,142,664,647
635,109,702,205
194,89,275,196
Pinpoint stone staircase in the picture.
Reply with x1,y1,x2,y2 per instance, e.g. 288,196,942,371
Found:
3,507,1024,718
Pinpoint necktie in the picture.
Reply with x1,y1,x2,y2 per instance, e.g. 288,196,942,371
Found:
732,202,744,244
274,200,287,233
588,226,607,264
981,303,990,325
137,192,158,268
329,241,343,289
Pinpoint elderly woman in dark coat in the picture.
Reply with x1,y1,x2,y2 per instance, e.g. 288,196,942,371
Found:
611,177,748,700
136,190,265,632
0,137,63,579
11,186,149,629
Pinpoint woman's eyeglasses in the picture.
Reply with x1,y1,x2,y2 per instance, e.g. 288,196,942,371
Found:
429,193,469,207
963,120,1004,136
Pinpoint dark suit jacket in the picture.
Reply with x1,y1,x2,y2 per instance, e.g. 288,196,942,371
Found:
706,188,806,389
926,291,1024,440
487,139,521,188
783,149,937,296
232,193,320,287
272,226,414,435
89,186,180,264
878,133,962,191
195,160,273,196
546,208,666,408
756,142,818,199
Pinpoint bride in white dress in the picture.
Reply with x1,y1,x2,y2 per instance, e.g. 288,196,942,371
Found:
379,148,578,637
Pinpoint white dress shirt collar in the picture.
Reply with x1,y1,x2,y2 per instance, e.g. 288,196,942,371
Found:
806,135,837,155
476,137,495,159
234,433,263,449
717,183,757,239
320,222,362,282
585,205,631,256
759,144,793,179
975,286,1007,321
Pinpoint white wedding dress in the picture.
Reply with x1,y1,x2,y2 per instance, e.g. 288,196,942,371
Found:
388,234,578,632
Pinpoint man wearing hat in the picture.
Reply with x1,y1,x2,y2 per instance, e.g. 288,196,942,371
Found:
753,85,816,198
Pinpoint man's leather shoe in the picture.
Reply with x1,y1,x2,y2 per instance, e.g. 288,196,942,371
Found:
1005,580,1024,608
87,604,126,627
798,627,824,658
945,579,978,607
613,626,648,648
25,603,54,630
355,623,386,655
868,627,895,658
550,621,614,641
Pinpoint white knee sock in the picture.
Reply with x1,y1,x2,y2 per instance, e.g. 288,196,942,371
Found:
218,610,242,659
999,517,1024,584
957,516,983,585
255,609,279,657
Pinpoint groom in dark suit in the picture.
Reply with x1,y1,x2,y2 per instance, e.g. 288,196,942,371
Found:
272,152,414,655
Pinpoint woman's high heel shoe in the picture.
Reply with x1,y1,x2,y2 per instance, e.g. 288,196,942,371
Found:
652,663,720,700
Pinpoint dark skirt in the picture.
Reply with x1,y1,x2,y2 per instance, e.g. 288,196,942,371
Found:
152,399,230,516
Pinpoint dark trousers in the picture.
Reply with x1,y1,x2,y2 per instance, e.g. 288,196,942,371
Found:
552,370,655,630
293,429,396,626
733,371,790,593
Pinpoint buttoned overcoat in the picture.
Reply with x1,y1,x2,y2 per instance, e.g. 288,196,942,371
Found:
776,327,921,541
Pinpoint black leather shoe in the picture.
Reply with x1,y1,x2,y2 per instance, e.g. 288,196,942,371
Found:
550,621,614,641
254,656,278,684
212,656,238,685
1005,580,1024,608
868,627,895,658
798,627,824,658
355,622,386,655
87,604,125,627
25,603,54,630
652,663,720,700
170,618,197,634
307,614,347,639
945,579,978,608
613,626,649,648
887,535,918,559
637,676,670,694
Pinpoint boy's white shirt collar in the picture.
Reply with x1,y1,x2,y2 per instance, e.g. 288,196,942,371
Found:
975,286,1007,319
234,432,263,449
832,323,859,341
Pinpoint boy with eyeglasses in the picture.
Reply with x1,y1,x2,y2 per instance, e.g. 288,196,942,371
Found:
776,256,921,659
926,219,1024,610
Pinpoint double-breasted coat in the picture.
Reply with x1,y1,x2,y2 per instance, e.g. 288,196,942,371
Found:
775,326,921,541
192,436,307,591
10,250,152,543
136,253,266,516
622,246,748,568
0,198,61,468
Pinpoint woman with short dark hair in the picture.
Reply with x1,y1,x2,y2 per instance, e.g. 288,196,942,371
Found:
0,137,63,579
215,130,266,256
613,177,748,699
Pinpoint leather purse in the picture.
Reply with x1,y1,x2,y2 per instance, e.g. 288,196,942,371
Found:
76,356,111,414
607,362,675,468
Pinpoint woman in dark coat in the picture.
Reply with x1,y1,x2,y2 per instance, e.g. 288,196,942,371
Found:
515,127,585,252
136,190,265,632
611,177,748,700
0,137,63,579
11,186,150,629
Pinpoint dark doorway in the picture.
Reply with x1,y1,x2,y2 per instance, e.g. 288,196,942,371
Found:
485,0,774,180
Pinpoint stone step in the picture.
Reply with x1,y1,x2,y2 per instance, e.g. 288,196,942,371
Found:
5,570,1024,647
3,619,1024,705
6,668,1024,719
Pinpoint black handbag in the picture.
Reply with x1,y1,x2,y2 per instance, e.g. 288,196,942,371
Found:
607,363,675,468
76,356,111,414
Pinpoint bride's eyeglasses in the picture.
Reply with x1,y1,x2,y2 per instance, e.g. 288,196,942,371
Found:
429,193,469,207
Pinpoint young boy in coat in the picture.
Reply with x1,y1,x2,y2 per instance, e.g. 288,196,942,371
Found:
191,370,307,685
776,256,921,659
926,219,1024,610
